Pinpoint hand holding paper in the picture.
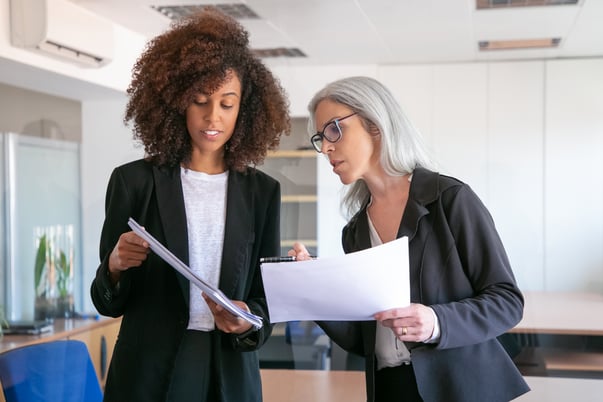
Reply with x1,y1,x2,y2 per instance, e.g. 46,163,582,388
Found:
127,218,263,329
261,237,410,322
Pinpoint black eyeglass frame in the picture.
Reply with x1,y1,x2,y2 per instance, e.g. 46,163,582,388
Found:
310,112,358,153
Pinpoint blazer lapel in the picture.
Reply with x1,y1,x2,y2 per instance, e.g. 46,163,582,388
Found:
219,170,253,298
397,169,433,241
153,165,190,302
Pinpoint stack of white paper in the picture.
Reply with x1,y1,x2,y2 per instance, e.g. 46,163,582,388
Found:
261,236,410,322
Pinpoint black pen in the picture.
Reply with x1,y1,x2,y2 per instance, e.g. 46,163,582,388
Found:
259,255,317,263
259,256,296,263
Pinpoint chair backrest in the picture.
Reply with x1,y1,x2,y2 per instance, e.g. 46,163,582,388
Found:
0,340,103,402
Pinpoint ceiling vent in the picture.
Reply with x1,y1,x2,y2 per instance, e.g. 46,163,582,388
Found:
252,48,307,58
476,0,579,9
150,4,306,59
478,37,561,50
151,3,260,20
9,0,114,67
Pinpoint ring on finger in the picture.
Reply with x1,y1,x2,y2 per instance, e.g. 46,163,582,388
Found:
402,327,408,336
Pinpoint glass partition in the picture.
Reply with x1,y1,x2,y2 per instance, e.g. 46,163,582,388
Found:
2,133,82,321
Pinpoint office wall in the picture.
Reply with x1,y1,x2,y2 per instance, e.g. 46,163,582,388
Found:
378,59,603,292
80,98,143,313
544,59,603,292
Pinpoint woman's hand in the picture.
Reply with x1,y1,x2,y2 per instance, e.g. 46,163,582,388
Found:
108,231,150,283
203,295,253,334
374,303,436,342
287,241,313,261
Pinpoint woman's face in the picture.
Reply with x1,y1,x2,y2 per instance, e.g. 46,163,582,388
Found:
314,99,380,185
186,71,241,158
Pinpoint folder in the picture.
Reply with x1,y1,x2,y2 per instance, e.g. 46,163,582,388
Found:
128,218,263,329
2,320,54,335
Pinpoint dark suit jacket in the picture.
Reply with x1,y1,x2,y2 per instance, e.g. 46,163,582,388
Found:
319,168,530,402
90,159,280,402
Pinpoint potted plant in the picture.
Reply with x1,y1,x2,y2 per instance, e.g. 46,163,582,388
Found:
34,232,56,320
0,305,7,338
55,248,74,318
34,227,75,320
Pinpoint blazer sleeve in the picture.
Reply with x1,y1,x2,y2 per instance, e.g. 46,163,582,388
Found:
431,184,525,350
90,166,138,317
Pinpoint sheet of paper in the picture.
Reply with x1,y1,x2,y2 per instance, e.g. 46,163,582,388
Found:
261,236,410,322
128,218,263,329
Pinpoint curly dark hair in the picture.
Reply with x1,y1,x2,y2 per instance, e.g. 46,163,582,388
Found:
124,7,291,171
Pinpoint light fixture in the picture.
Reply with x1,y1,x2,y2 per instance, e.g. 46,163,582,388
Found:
478,37,561,50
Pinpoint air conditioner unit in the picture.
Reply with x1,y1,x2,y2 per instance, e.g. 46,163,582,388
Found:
10,0,115,67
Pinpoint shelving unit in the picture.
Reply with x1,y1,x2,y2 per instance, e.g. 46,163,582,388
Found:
261,118,318,256
258,118,330,370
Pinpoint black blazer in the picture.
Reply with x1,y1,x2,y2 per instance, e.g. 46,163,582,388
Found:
91,159,280,402
319,168,530,402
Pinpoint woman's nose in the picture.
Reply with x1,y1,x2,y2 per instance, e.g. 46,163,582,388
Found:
321,140,334,154
204,103,220,122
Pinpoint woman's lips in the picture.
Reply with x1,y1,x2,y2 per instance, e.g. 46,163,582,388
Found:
330,159,343,172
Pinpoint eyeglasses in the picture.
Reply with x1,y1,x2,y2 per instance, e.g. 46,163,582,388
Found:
310,112,358,153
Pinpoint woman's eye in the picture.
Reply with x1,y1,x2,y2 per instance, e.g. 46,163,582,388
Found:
222,104,234,109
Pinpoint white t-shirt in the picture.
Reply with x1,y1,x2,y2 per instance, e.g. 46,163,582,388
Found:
180,167,228,331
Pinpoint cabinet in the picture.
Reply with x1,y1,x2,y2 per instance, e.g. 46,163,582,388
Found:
262,118,318,256
68,318,121,388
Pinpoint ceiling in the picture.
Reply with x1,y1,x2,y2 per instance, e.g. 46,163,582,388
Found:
72,0,603,67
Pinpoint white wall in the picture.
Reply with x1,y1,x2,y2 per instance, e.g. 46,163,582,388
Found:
80,98,143,312
380,61,547,291
544,58,603,292
383,59,602,292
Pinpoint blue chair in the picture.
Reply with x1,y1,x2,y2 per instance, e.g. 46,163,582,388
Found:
0,340,103,402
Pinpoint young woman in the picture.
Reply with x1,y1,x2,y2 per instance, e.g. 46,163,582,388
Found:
290,76,529,402
90,8,290,402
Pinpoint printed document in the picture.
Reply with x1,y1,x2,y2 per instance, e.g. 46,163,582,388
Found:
128,218,263,329
261,236,410,322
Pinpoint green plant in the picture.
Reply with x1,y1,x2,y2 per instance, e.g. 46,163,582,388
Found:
0,305,7,337
56,249,72,298
34,233,48,296
34,232,72,298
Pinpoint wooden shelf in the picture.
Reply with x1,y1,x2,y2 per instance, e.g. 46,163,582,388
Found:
543,349,603,372
267,150,316,158
281,195,317,203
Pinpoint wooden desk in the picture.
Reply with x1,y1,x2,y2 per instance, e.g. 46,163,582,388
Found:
0,318,119,353
509,291,603,375
261,369,365,402
516,376,603,401
260,370,603,402
511,291,603,335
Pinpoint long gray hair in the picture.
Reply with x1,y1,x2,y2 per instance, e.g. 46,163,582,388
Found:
307,76,436,217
